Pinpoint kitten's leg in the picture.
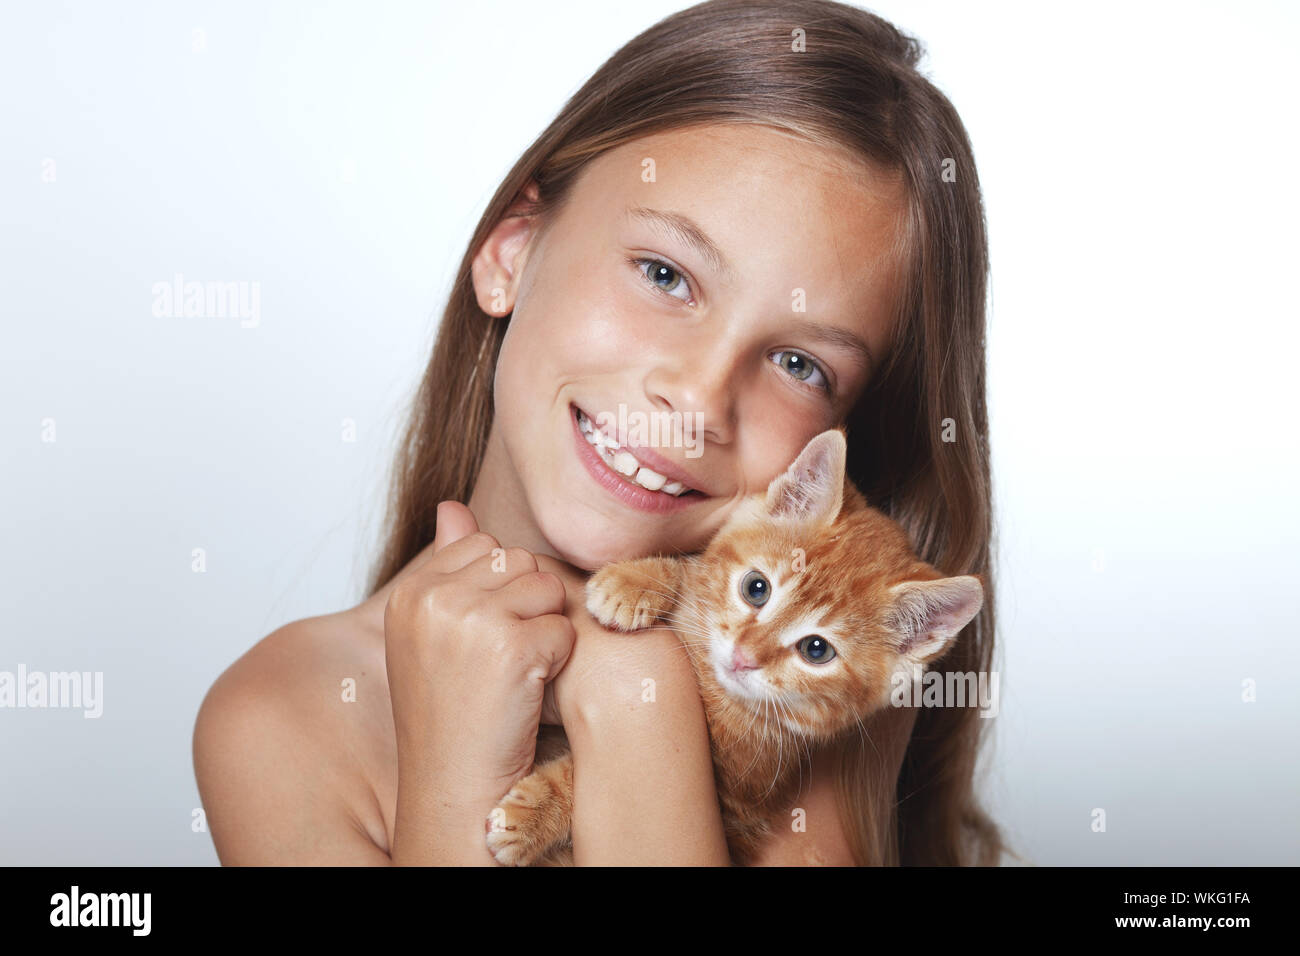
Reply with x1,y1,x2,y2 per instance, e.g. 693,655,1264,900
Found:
585,556,684,631
485,752,574,867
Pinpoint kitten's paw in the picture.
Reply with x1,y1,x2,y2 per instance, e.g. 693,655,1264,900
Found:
585,564,671,631
485,776,551,867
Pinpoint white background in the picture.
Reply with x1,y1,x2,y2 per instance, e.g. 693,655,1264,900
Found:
2,0,1297,865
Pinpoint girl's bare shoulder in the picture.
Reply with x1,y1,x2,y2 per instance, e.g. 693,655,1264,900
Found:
202,606,388,712
193,606,396,863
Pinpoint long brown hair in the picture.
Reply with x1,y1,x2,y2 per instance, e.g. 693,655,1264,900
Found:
367,0,1003,865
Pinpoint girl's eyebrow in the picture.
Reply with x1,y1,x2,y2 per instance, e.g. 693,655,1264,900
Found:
783,317,875,372
626,206,735,282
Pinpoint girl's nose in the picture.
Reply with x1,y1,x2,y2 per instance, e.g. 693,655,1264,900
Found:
643,348,738,446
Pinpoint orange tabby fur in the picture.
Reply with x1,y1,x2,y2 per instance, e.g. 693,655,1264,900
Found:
485,428,984,866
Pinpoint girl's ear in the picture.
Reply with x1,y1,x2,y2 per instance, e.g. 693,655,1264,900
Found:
763,428,847,528
885,574,984,665
470,180,543,317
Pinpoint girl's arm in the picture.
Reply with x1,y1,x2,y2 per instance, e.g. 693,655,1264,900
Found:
560,624,731,865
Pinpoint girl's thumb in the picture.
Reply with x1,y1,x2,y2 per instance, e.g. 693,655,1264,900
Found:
432,500,480,552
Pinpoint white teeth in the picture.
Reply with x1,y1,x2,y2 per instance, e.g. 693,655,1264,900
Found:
634,467,666,491
576,407,693,496
612,450,639,476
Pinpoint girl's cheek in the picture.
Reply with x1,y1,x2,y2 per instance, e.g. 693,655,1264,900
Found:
561,305,648,367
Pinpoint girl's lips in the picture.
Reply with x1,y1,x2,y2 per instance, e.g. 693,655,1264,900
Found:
570,403,704,515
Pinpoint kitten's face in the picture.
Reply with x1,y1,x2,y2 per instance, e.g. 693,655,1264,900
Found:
687,505,918,734
677,429,984,737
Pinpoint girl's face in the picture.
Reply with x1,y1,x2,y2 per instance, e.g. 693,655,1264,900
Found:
471,123,905,569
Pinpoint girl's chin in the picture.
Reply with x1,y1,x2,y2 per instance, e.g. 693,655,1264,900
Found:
547,536,636,573
537,509,659,570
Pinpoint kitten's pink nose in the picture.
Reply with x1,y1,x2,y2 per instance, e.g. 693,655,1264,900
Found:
730,647,758,672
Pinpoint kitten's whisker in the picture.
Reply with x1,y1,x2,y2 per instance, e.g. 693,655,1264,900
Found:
762,697,786,802
738,697,770,784
729,696,765,784
622,583,709,623
776,695,814,794
769,694,803,797
851,707,883,766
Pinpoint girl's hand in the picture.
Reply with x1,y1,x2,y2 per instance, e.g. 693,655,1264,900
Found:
535,558,589,728
384,500,575,863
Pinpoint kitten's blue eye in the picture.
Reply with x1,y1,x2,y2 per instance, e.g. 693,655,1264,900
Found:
770,351,830,392
739,570,769,608
797,635,836,664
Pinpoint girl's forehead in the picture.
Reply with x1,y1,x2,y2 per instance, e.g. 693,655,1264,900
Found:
570,124,904,259
582,122,901,205
558,123,905,339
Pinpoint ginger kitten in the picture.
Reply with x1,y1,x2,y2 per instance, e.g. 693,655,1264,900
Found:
486,427,984,866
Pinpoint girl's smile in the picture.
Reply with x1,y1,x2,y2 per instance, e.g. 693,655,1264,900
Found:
570,402,706,515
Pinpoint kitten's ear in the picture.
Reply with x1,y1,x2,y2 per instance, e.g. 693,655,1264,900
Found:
885,575,984,665
764,429,847,527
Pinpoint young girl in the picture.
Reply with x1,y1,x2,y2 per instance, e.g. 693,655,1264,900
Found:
194,0,1002,866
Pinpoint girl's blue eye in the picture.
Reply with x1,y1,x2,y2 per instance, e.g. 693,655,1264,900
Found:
632,257,693,303
770,350,830,392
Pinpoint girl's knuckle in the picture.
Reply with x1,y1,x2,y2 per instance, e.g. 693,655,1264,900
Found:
505,547,536,570
469,531,499,551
